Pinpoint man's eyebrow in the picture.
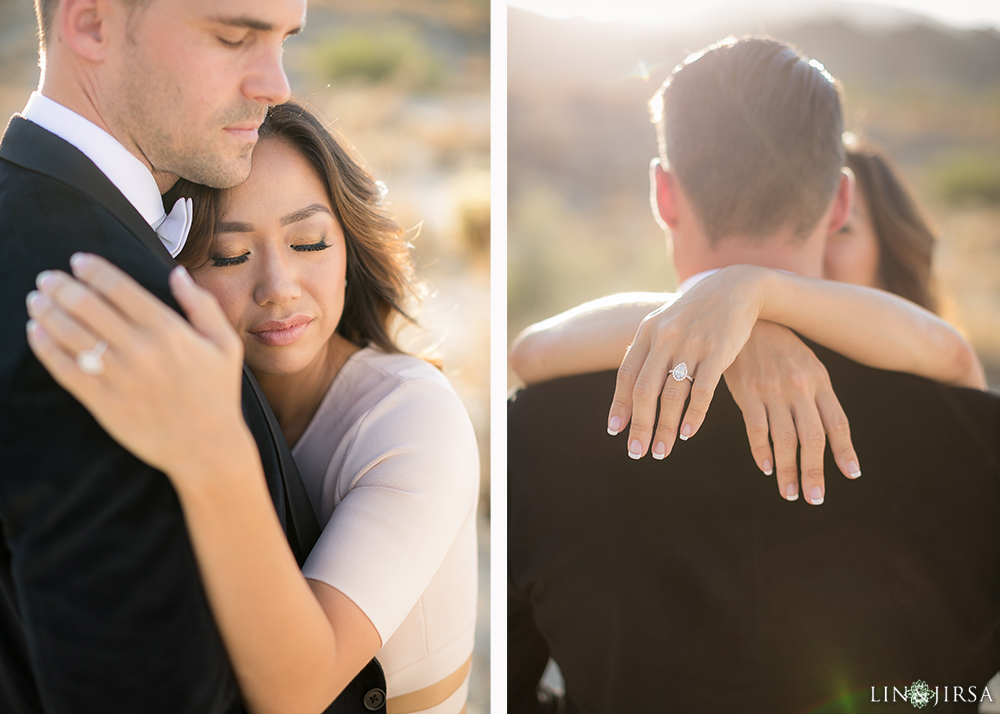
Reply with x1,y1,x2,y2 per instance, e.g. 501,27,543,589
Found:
208,16,304,36
280,204,333,226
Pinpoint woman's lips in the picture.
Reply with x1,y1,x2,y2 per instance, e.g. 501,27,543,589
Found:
249,317,313,347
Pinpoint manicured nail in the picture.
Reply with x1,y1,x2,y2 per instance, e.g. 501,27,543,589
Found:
785,483,798,501
173,265,193,285
608,415,622,436
679,423,692,441
69,253,91,271
762,459,773,476
26,318,38,335
628,440,642,460
35,271,54,290
652,442,666,460
809,487,824,505
25,290,41,311
848,461,861,479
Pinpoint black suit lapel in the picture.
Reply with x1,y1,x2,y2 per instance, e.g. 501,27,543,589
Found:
0,115,175,267
242,370,322,564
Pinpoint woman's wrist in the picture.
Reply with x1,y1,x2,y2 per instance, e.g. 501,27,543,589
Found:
166,421,264,506
717,263,770,322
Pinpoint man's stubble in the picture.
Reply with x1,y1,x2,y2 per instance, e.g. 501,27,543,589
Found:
111,37,265,191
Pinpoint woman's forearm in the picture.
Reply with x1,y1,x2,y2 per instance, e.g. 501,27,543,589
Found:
170,426,364,714
751,268,986,389
510,292,675,384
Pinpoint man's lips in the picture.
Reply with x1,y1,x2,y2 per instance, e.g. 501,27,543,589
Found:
249,317,313,346
224,125,260,142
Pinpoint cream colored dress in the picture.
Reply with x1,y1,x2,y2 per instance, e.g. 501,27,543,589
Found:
295,348,479,714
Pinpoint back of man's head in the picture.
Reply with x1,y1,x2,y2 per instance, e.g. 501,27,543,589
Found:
651,37,844,244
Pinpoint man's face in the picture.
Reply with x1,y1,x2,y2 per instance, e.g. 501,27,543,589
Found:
105,0,306,189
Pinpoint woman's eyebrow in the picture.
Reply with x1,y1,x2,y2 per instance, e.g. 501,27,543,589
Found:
217,220,254,234
280,204,334,226
216,205,332,234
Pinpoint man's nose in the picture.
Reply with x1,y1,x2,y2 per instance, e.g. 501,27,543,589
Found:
244,45,292,106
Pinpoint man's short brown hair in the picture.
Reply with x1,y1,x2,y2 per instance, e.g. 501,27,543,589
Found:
650,36,845,244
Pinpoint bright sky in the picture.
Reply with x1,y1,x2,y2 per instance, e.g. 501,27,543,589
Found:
506,0,1000,31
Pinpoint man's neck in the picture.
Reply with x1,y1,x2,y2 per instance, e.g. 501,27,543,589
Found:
675,233,825,283
37,77,178,195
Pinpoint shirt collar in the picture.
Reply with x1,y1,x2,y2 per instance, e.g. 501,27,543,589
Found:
677,268,721,294
21,92,168,230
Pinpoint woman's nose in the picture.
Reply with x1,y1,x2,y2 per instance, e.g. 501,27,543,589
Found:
254,254,301,306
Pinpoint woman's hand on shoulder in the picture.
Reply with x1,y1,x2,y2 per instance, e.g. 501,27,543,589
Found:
607,265,766,460
724,321,861,505
26,253,252,487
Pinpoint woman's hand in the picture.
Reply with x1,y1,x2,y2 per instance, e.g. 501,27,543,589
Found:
724,321,861,505
25,253,251,485
607,265,764,460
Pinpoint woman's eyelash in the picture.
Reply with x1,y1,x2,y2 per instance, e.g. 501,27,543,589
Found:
293,239,330,253
211,252,250,267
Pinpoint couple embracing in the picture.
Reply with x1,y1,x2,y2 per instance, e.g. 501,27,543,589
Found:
0,1,478,713
508,36,1000,713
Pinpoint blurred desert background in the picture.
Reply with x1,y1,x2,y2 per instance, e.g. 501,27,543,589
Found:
0,0,490,711
508,1,1000,391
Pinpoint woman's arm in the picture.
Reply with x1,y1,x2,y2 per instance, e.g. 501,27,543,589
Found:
751,267,985,389
509,293,673,384
26,254,378,714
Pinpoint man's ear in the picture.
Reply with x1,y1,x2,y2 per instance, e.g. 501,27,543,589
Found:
825,167,854,235
649,158,679,230
58,0,114,62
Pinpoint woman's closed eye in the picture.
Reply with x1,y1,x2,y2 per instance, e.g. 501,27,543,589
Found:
211,252,251,267
293,238,331,253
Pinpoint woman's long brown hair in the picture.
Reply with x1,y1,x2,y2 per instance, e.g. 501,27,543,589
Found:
164,101,418,354
846,144,939,314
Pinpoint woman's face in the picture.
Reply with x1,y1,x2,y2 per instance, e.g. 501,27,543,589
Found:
823,184,882,289
192,138,348,377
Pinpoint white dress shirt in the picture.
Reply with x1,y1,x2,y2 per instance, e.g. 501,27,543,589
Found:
21,92,187,256
677,268,721,294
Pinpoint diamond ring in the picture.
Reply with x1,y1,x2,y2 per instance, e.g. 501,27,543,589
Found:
668,361,694,382
76,339,108,376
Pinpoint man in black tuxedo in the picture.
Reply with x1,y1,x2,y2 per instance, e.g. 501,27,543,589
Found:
508,37,1000,713
0,0,383,711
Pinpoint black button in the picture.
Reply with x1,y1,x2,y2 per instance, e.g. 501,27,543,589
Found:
363,688,386,711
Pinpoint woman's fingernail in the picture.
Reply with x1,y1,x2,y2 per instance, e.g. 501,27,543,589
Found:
785,483,798,501
26,318,38,335
652,442,666,460
762,459,773,476
679,423,693,441
848,461,861,478
608,415,622,436
628,440,642,460
35,271,54,290
69,253,90,271
173,265,193,285
25,290,42,311
810,487,824,505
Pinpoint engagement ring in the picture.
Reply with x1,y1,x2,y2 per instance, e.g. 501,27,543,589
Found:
76,339,108,376
669,362,694,382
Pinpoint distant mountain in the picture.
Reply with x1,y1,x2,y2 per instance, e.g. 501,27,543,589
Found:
509,6,1000,91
